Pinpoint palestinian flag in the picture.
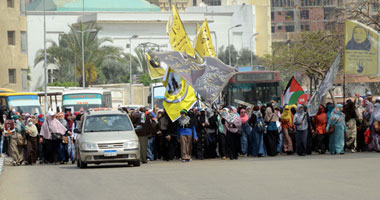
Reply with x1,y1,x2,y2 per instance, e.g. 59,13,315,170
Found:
282,76,306,106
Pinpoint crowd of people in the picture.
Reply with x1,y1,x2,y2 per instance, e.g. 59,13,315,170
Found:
0,107,82,166
128,93,380,163
1,91,380,166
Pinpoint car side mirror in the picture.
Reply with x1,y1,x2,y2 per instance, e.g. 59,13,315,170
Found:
135,125,143,131
74,128,81,134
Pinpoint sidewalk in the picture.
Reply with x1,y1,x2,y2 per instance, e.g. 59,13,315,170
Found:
0,154,4,176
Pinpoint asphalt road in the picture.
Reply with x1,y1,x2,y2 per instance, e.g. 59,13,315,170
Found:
0,153,379,200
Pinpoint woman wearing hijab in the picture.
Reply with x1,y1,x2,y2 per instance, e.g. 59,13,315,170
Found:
240,109,252,156
264,103,279,156
9,115,25,166
217,108,228,160
36,114,46,164
65,113,76,164
25,118,38,165
368,102,380,151
326,103,334,121
281,105,294,154
196,109,208,160
313,105,327,154
344,100,358,152
177,109,198,162
326,104,346,155
294,104,308,156
40,112,67,164
205,108,218,159
346,25,372,51
225,107,242,160
249,105,267,157
56,112,70,164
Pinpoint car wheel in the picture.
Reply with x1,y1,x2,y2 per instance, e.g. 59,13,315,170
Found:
133,160,141,167
78,155,87,169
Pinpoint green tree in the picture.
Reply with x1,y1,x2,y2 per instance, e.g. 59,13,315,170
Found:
101,59,128,84
34,23,123,87
218,45,238,66
263,31,343,90
237,48,262,67
139,73,153,86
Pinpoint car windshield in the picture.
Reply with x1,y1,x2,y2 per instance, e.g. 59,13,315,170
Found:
84,114,133,132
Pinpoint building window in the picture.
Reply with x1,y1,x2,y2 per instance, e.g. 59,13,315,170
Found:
8,31,15,45
323,0,333,6
20,31,27,53
202,0,221,6
301,10,309,19
7,0,14,8
324,7,335,20
278,26,283,30
20,0,26,16
301,24,310,31
278,11,282,15
9,69,16,84
271,26,275,33
271,12,274,20
286,11,294,20
285,25,294,32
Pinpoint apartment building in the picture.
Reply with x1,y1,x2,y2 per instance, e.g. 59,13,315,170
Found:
270,0,345,43
0,0,29,91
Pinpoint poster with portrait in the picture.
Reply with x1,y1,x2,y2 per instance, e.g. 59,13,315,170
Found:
344,20,379,75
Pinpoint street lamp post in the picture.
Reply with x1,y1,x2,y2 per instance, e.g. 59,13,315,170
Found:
78,29,97,88
250,32,259,67
128,35,139,104
228,24,242,66
43,0,47,114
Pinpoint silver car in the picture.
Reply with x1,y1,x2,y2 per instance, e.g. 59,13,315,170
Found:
75,109,141,168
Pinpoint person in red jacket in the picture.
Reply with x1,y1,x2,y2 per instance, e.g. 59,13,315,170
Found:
313,105,327,154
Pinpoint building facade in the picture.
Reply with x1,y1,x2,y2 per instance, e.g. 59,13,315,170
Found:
26,1,259,91
0,0,28,91
270,0,344,43
188,0,272,57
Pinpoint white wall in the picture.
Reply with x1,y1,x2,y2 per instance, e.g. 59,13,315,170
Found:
187,5,256,51
27,12,82,91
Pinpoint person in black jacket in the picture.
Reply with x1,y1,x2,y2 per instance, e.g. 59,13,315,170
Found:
195,109,208,160
158,111,173,161
205,108,218,158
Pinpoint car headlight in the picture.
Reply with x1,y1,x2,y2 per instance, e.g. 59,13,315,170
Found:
123,140,139,150
81,143,98,151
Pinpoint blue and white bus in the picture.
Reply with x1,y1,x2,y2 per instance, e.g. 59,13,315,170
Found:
62,89,112,112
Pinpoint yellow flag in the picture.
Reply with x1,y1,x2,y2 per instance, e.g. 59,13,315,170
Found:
167,6,195,57
194,19,216,57
344,20,378,75
146,53,166,80
162,68,197,121
163,5,197,121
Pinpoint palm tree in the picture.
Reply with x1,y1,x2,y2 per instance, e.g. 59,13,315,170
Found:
34,23,124,87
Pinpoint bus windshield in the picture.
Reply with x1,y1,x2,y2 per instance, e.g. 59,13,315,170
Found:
62,93,102,111
226,82,281,106
7,95,42,114
13,106,42,115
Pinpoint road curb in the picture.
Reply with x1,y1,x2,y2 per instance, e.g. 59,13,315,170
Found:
0,154,4,176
